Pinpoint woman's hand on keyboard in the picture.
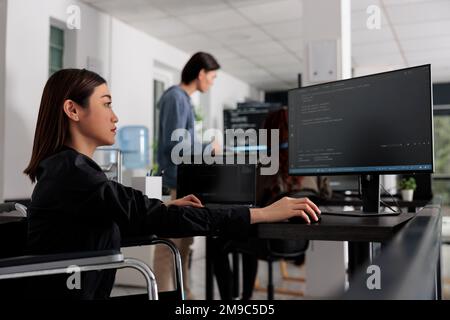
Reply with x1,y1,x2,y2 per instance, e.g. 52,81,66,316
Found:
165,194,204,208
250,197,321,224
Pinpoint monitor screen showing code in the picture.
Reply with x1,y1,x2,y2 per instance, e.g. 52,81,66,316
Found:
288,65,433,175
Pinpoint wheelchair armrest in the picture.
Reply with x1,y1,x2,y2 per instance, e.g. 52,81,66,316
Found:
120,236,184,300
0,250,123,277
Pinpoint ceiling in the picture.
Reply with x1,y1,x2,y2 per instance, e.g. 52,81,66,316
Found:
81,0,450,91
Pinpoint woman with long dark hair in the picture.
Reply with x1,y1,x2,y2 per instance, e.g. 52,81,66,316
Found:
24,69,320,299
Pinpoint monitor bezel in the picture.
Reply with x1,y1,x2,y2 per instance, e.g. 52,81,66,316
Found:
288,64,434,176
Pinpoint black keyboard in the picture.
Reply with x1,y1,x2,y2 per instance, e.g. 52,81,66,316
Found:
205,203,255,210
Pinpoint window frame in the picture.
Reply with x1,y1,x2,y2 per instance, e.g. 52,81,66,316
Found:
152,66,175,166
49,25,65,77
432,105,450,205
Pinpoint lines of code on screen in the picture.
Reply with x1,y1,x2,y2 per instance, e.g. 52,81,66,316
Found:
288,66,433,175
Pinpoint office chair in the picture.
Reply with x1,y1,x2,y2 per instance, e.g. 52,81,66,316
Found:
234,236,308,300
233,191,317,300
0,202,183,300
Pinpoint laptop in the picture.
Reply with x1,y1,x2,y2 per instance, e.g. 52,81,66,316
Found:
177,163,257,208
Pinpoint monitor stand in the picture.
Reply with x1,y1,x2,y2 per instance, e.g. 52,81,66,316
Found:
361,174,381,213
349,175,384,280
362,174,403,216
322,174,401,217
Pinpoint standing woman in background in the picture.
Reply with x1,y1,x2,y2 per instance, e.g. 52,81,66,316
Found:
23,68,320,299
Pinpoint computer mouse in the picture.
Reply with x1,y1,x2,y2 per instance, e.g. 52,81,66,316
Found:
288,216,321,224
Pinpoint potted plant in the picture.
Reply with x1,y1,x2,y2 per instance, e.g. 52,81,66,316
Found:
399,177,417,201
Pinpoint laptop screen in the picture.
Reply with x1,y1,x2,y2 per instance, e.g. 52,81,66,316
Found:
177,164,257,205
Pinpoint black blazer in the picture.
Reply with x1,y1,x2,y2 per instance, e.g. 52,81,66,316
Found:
26,146,250,299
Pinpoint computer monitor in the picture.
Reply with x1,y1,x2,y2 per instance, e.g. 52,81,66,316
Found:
223,105,281,152
177,163,257,205
288,65,434,213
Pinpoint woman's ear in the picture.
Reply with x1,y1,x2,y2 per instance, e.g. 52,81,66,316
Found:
198,68,206,80
63,100,80,122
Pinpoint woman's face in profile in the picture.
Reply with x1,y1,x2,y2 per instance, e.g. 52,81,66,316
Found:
77,83,119,147
198,69,217,93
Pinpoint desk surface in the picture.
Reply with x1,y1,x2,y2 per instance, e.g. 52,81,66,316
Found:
253,197,435,243
253,212,417,242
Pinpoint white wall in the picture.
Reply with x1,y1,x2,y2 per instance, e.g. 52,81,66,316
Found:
206,70,261,131
353,65,403,77
109,18,264,166
2,0,111,200
1,0,262,200
0,0,7,202
109,18,189,136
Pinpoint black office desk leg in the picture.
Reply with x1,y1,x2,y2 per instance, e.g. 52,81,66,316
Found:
206,237,215,300
436,248,442,300
232,251,240,299
348,242,371,283
268,258,274,300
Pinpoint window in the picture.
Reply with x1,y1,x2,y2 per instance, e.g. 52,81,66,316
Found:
153,79,165,164
434,115,450,175
152,65,175,169
49,25,64,77
433,109,450,206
